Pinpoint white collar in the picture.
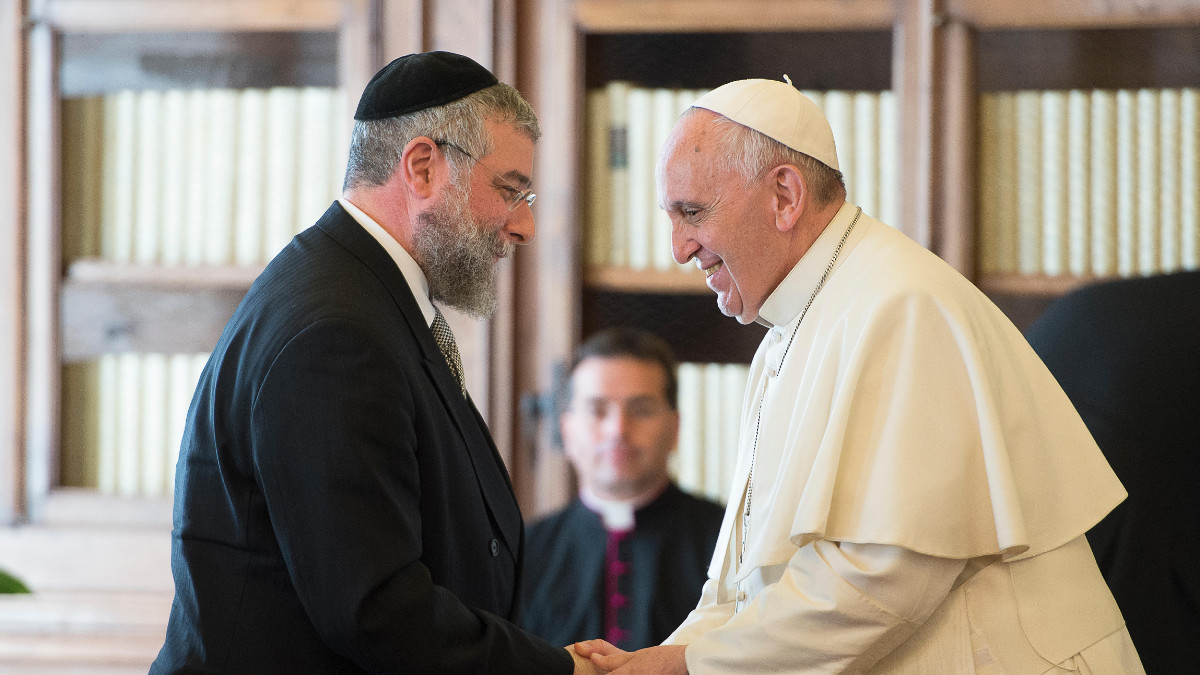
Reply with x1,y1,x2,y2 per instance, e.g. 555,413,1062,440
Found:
338,197,436,327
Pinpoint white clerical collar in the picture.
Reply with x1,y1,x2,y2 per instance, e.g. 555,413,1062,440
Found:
579,483,668,532
756,201,862,329
338,197,436,327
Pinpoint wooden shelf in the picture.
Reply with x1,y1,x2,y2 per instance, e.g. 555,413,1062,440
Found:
976,273,1119,297
36,487,172,528
584,266,713,295
575,0,894,33
32,0,350,33
947,0,1200,29
66,259,264,289
61,260,259,361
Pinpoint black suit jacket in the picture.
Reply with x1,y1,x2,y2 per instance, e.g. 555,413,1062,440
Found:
152,203,572,674
1026,271,1200,675
519,484,724,651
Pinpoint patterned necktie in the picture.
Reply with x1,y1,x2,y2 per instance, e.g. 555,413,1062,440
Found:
431,306,467,397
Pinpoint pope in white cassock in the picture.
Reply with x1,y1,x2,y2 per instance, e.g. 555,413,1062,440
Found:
573,79,1145,674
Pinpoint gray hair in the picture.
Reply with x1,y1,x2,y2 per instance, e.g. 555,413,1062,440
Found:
671,107,846,207
342,82,540,192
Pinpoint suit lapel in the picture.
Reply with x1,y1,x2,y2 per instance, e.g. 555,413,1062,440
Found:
315,202,523,559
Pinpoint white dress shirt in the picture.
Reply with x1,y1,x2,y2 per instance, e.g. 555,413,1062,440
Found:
338,197,435,327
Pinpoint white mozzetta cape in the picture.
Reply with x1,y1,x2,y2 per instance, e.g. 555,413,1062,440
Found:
668,203,1137,673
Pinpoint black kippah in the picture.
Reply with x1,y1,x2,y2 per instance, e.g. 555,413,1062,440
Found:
353,51,499,121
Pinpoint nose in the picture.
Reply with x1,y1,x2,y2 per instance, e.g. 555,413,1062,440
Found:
671,221,698,265
503,202,535,245
600,407,630,440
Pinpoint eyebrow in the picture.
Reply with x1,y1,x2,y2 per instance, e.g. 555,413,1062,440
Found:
497,169,533,189
666,199,707,212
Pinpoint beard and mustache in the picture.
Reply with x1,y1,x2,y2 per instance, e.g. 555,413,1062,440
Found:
412,183,515,318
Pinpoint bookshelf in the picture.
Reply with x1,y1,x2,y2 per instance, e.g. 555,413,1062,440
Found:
19,0,374,529
517,0,1200,515
3,0,524,669
516,0,901,516
928,3,1200,326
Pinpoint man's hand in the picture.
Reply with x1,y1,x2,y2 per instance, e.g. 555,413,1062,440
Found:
567,645,607,674
575,640,687,675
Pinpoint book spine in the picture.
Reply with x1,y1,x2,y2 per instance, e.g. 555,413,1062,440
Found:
1159,88,1181,273
1040,91,1068,277
853,91,879,217
1136,89,1160,275
625,87,653,270
159,89,188,266
585,88,612,269
1091,90,1118,277
1015,91,1042,275
1066,90,1091,277
1115,89,1138,277
1182,88,1199,270
234,88,267,266
606,81,630,269
651,88,677,271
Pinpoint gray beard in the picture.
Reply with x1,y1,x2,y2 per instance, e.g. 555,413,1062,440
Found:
412,186,513,318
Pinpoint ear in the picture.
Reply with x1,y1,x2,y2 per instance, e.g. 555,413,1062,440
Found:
399,136,445,202
771,164,807,233
665,409,681,454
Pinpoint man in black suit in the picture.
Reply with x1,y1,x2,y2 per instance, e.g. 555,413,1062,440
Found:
1025,271,1200,675
152,51,590,674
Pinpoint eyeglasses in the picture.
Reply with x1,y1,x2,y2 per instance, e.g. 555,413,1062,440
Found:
571,397,671,423
435,140,537,211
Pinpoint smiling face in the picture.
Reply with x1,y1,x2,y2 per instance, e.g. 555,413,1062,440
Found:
659,111,785,325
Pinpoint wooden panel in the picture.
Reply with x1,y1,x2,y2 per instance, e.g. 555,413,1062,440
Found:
0,0,25,525
380,0,424,60
977,272,1110,296
976,27,1200,92
0,525,172,592
585,267,710,294
37,488,172,527
60,280,248,361
584,31,894,91
576,0,894,32
947,0,1200,29
25,22,60,515
512,0,583,518
934,21,975,276
338,0,374,117
0,590,170,673
35,0,345,33
894,0,938,247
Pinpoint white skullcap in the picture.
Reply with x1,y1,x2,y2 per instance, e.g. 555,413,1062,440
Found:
690,77,840,171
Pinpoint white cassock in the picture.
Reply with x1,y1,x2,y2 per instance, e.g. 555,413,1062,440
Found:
664,203,1144,674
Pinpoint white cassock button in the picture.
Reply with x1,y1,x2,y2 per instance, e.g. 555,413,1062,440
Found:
736,590,747,602
767,368,777,378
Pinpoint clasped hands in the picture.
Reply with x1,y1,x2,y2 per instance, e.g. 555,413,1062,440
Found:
566,640,687,674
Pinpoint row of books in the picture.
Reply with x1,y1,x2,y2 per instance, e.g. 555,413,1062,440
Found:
584,82,898,271
978,88,1200,277
670,362,750,505
58,354,752,504
61,353,209,497
61,87,351,266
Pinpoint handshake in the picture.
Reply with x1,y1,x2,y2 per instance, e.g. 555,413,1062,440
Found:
565,641,687,675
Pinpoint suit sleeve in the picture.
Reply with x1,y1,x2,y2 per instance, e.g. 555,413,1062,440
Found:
251,318,572,674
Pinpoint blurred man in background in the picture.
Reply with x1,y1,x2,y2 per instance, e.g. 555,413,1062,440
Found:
521,328,724,651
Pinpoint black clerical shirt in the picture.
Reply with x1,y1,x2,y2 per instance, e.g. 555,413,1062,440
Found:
518,483,724,650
